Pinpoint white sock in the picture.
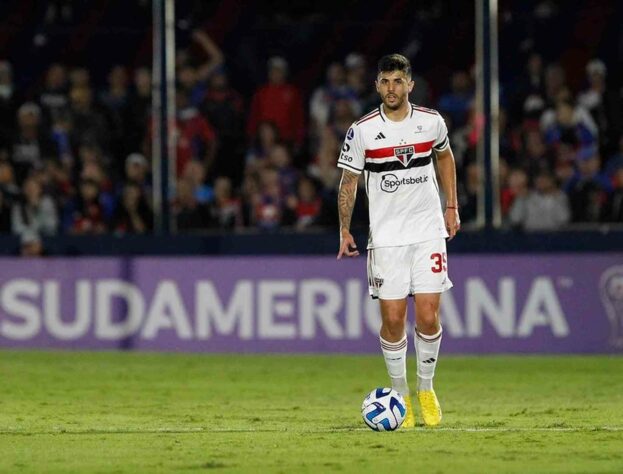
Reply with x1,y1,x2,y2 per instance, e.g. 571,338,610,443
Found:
414,327,442,391
380,334,409,397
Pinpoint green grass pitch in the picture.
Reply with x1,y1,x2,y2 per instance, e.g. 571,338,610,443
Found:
1,351,622,473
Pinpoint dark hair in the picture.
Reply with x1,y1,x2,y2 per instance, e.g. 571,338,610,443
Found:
377,54,411,77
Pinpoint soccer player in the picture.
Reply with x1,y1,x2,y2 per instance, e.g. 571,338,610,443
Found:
337,54,460,427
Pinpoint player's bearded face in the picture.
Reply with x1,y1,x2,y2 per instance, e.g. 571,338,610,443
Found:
376,71,414,111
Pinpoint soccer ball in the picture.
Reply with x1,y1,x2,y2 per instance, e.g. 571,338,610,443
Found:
361,387,406,431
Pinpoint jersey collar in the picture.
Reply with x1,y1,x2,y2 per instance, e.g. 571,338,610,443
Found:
379,102,412,126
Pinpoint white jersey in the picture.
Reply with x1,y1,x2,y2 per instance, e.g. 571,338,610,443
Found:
337,103,450,249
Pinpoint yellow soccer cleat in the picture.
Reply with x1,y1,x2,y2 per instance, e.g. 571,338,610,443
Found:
401,396,416,428
417,390,442,427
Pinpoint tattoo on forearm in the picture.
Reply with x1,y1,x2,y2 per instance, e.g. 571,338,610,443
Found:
338,170,358,231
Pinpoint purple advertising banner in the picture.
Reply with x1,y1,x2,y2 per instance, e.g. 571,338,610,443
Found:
0,255,622,353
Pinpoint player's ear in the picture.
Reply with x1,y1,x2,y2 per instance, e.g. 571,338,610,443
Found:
408,79,414,92
375,79,380,93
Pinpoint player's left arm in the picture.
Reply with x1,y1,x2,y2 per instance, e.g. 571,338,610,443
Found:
435,146,461,240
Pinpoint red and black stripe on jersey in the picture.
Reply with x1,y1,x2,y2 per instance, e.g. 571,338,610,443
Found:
364,155,432,172
363,139,434,172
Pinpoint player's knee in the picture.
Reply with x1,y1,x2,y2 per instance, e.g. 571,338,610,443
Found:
383,314,406,338
417,305,439,331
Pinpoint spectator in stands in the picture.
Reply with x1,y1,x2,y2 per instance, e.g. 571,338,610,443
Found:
309,62,359,140
247,56,305,148
112,182,153,234
41,159,72,208
268,143,298,199
174,90,216,176
344,53,368,102
288,175,322,230
178,65,203,107
437,71,472,128
328,98,358,140
578,59,622,154
201,66,245,185
174,178,210,231
208,176,242,230
100,65,129,113
511,53,546,124
62,178,108,234
603,167,623,222
410,70,432,108
69,67,91,88
501,168,529,218
544,64,567,107
124,67,151,156
76,142,106,169
80,161,116,219
449,103,481,169
38,63,69,125
543,100,596,149
457,162,480,223
308,127,341,192
566,148,611,223
240,170,260,226
521,129,553,175
100,65,130,163
245,120,279,171
182,160,212,204
11,102,56,184
50,110,74,170
69,86,109,149
252,167,284,230
178,30,225,107
11,176,58,240
509,171,570,231
0,160,20,205
124,152,151,197
540,87,598,140
0,61,18,146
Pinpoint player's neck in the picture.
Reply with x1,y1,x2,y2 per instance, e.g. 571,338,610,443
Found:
381,102,410,122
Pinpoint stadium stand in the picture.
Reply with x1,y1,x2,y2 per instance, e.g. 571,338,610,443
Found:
0,0,621,255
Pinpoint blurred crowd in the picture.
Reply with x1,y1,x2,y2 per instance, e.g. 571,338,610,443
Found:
1,27,622,251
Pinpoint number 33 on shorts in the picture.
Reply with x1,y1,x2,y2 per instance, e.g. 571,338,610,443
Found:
367,239,453,299
430,252,447,273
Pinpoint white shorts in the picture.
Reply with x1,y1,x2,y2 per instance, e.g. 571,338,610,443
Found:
367,239,453,299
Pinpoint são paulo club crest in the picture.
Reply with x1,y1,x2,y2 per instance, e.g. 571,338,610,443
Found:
394,145,415,166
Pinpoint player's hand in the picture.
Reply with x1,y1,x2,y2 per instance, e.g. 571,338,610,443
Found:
445,207,461,240
337,230,359,259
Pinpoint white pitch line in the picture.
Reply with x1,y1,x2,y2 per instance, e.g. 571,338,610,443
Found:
414,426,623,433
1,426,622,435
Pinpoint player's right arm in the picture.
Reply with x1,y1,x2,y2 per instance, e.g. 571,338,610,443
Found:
337,168,360,259
336,123,365,259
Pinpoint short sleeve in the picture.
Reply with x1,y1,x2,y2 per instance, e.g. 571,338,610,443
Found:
432,115,450,152
337,124,365,174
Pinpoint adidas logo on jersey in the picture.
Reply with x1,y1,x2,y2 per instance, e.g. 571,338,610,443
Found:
375,132,386,140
